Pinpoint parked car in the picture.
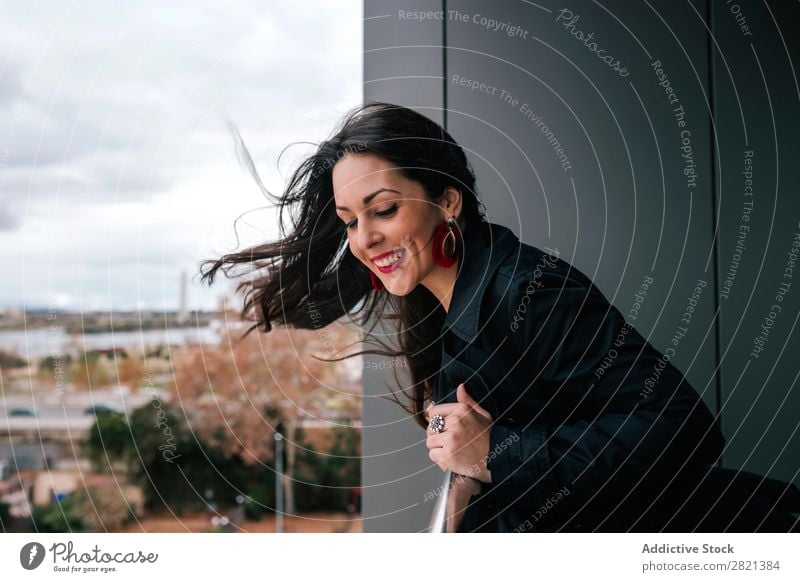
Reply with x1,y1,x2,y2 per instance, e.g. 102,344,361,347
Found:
8,406,38,417
83,404,123,416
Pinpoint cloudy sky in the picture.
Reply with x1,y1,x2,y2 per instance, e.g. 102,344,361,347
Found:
0,1,362,312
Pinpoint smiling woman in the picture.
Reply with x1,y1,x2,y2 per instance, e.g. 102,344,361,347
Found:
200,102,800,533
200,102,486,428
332,155,464,302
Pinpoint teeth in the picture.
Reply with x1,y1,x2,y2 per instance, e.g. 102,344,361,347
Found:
375,251,403,267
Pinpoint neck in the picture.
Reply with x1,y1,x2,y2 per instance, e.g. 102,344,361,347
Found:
421,223,467,313
422,263,459,312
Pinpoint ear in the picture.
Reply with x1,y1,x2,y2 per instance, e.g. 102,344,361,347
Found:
441,186,463,221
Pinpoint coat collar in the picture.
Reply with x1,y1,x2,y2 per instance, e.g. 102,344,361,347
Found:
442,221,520,342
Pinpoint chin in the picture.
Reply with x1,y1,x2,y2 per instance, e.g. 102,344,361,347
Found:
383,279,416,297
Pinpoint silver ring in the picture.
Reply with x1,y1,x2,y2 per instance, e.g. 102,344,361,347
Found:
428,414,445,433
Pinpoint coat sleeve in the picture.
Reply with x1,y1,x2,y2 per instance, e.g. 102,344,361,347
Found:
486,274,725,519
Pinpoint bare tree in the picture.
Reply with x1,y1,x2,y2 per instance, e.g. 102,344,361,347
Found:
171,319,361,513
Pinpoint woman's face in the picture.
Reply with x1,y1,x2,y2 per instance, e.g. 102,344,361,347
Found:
332,153,461,298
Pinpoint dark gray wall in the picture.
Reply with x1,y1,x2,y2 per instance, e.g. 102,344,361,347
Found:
711,0,800,486
362,0,446,533
363,0,799,532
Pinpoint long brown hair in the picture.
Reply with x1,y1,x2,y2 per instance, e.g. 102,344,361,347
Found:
200,102,486,428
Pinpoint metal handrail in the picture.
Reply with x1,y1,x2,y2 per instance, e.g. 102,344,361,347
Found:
427,470,482,533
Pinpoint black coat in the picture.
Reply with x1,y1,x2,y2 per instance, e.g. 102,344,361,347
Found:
433,221,800,532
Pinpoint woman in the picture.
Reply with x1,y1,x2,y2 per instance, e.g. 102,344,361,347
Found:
201,102,800,532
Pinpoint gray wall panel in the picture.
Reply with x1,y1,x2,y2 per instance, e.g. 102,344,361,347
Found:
362,0,800,531
362,0,445,533
444,1,720,423
712,0,800,484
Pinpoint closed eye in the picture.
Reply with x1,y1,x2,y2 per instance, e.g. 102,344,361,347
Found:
346,203,398,230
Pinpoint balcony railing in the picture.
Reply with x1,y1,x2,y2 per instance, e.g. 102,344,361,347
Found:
427,470,482,533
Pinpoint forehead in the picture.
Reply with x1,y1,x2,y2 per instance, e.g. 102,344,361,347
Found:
332,154,399,202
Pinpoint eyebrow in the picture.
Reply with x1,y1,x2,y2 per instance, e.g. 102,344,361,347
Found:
335,188,400,212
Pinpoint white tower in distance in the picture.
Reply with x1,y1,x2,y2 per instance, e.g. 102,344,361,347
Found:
177,270,188,325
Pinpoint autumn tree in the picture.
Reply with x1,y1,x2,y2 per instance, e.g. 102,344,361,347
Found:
171,320,362,513
70,351,111,390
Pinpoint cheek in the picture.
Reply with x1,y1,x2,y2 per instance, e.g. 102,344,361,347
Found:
348,239,369,264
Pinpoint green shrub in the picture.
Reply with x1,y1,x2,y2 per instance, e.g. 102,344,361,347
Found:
243,479,276,520
0,501,10,529
30,498,85,533
294,426,360,512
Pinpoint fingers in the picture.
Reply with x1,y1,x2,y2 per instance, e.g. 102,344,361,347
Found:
428,447,447,471
426,432,445,449
456,383,493,421
424,401,435,422
426,428,448,472
426,402,469,420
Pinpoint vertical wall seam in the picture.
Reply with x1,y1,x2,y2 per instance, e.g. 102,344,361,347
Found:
706,0,724,467
443,0,448,129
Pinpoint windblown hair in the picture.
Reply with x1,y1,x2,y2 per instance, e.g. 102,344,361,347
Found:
200,102,486,429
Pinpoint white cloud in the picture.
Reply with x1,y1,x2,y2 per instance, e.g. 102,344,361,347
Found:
0,0,362,310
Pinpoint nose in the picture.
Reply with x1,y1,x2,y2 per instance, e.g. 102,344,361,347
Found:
355,218,381,253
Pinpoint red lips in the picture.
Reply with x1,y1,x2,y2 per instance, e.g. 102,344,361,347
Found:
370,249,401,262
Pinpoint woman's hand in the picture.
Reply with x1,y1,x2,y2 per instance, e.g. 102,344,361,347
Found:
426,383,494,483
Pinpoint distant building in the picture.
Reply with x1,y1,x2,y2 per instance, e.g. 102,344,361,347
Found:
177,270,189,324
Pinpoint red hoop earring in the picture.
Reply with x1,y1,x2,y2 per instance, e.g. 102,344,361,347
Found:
369,271,384,292
432,216,461,268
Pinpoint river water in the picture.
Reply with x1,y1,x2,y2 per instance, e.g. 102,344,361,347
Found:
0,325,220,359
